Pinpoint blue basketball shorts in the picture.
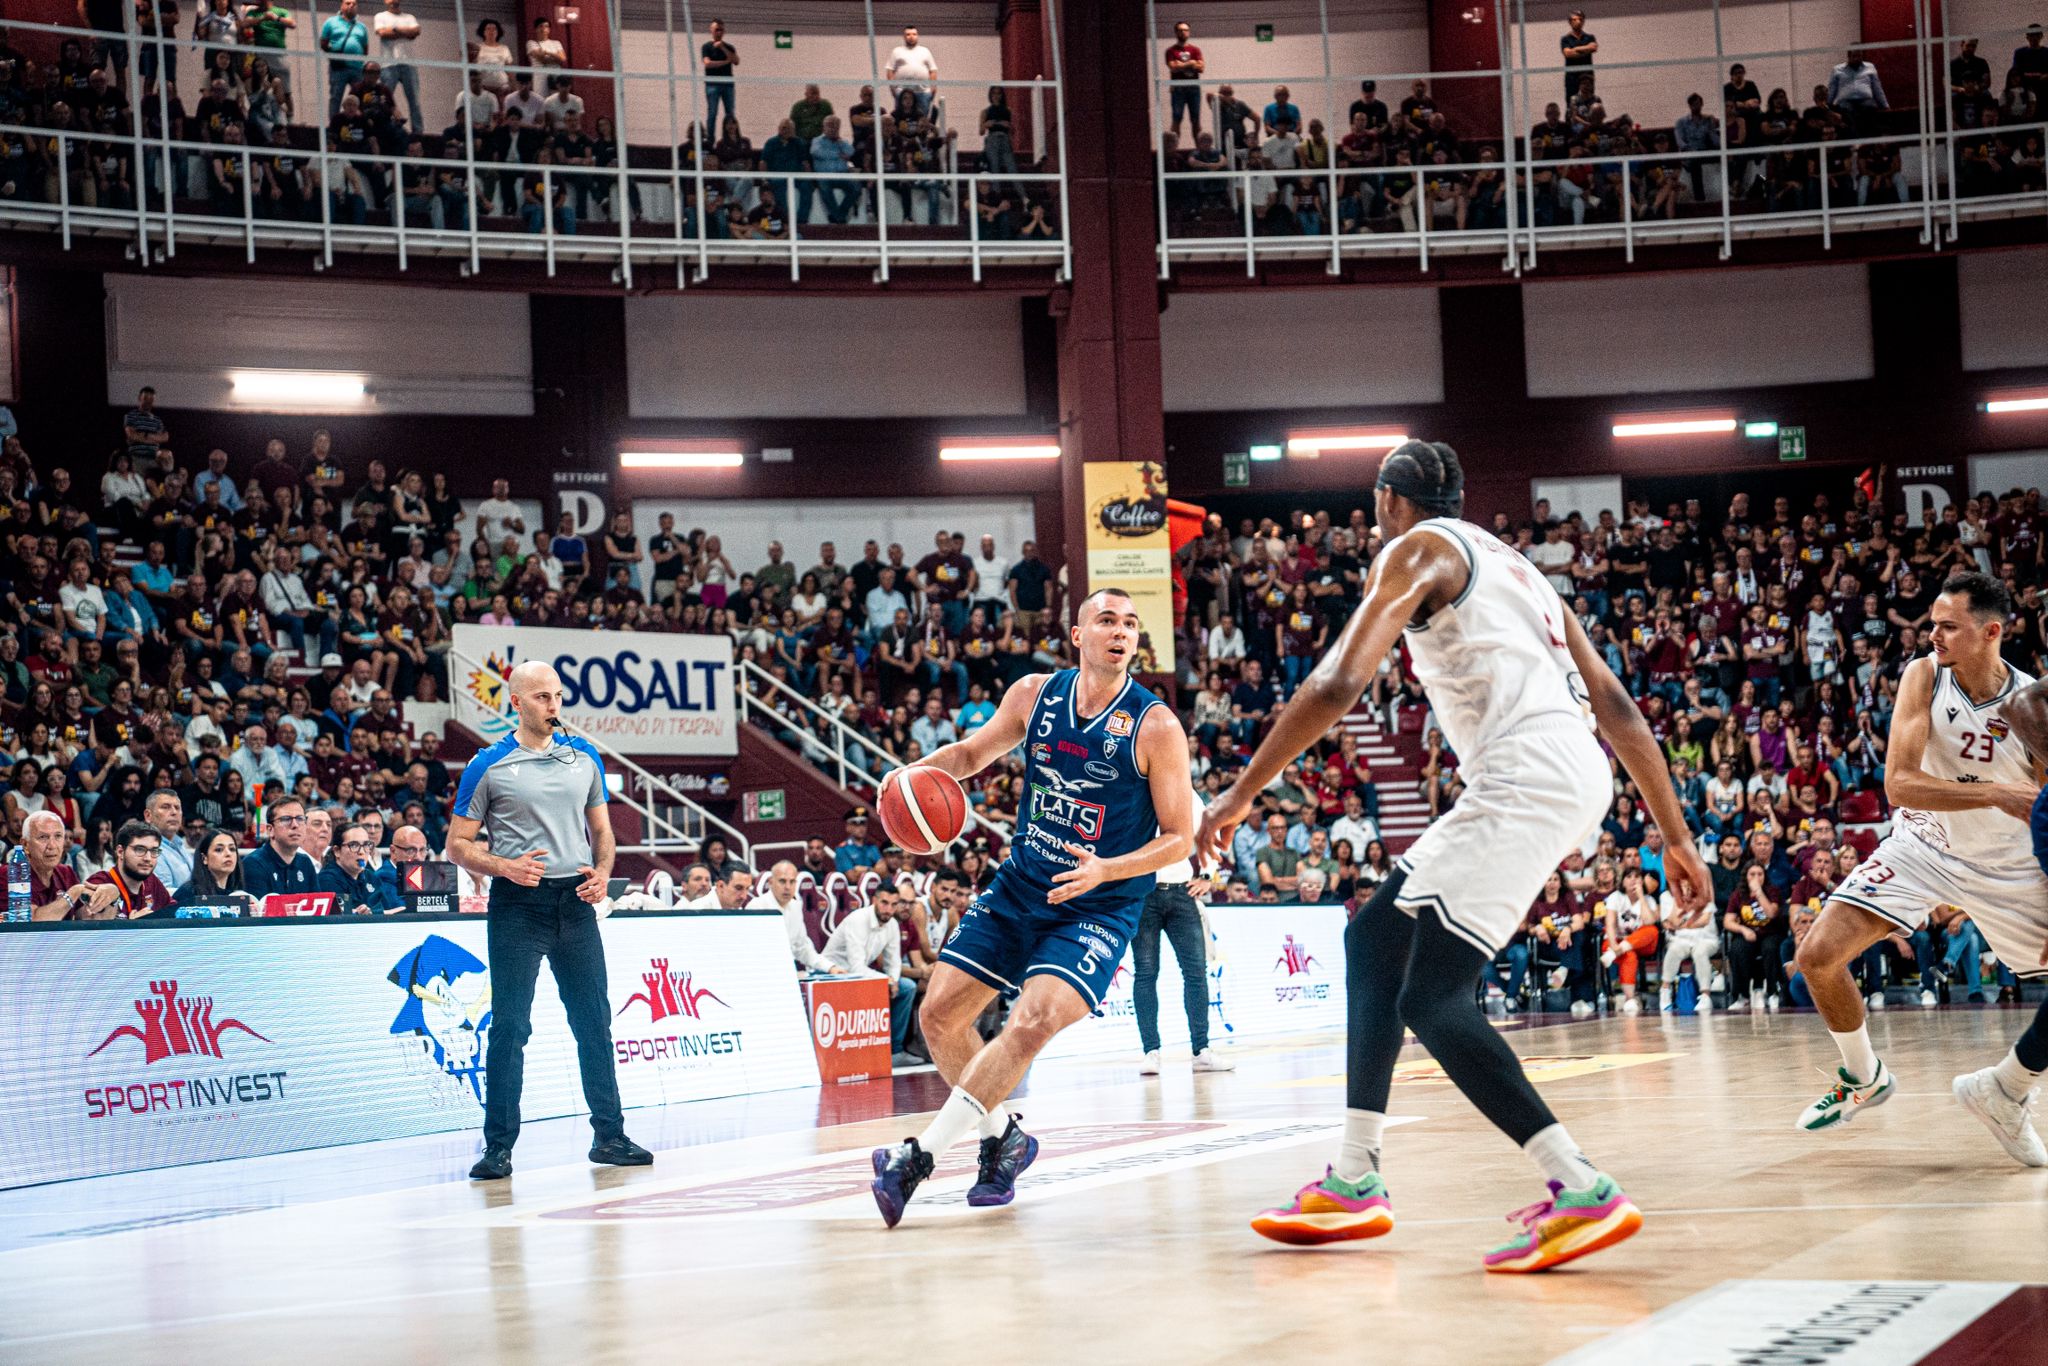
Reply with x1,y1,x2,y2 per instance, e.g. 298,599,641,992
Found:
937,874,1142,1011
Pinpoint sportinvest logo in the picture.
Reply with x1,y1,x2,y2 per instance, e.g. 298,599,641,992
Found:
84,979,287,1120
1273,935,1332,1005
88,979,272,1064
616,959,744,1067
619,958,730,1024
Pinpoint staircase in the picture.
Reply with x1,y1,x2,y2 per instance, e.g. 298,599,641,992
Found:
1336,705,1433,853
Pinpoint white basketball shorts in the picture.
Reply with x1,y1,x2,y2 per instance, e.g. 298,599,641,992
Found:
1393,720,1612,957
1829,832,2048,979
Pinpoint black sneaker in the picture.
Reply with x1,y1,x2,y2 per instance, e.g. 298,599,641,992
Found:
589,1136,653,1166
966,1115,1039,1208
870,1138,936,1228
469,1145,513,1180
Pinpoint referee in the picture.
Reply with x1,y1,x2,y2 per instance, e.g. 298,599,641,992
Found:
448,659,651,1180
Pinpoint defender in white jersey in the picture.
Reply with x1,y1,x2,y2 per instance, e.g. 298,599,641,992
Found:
1792,572,2048,1158
1199,441,1711,1273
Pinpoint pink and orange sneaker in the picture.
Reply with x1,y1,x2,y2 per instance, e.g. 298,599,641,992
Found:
1250,1168,1395,1246
1482,1175,1642,1274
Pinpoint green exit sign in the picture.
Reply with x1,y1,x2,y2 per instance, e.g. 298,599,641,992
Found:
1254,23,1274,41
1778,425,1807,461
1223,451,1250,487
774,29,792,49
743,788,786,821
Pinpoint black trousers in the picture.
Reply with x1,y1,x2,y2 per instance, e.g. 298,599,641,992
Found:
1133,883,1210,1053
483,875,625,1150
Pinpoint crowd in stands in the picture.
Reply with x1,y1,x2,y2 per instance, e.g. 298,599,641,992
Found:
1159,13,2048,237
0,11,1058,240
5,388,2046,1019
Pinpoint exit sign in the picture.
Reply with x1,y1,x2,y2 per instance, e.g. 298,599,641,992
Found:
1223,451,1250,487
1778,426,1807,461
1255,23,1274,41
744,788,786,822
774,29,792,48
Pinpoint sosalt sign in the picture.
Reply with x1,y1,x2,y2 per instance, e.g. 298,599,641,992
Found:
452,624,737,756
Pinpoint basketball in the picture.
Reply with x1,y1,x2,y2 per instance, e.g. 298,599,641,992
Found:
879,766,968,855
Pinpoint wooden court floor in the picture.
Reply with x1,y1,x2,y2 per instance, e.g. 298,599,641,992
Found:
5,1007,2048,1366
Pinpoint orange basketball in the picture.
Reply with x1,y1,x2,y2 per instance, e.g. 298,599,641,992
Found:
879,766,967,855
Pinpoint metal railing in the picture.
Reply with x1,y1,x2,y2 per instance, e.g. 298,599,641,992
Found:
0,3,1071,283
737,658,1012,841
1147,0,2048,274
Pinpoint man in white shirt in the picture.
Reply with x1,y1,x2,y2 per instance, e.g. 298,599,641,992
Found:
372,0,423,130
884,26,938,117
59,559,109,643
541,75,584,129
503,72,546,128
823,882,919,1064
1205,613,1247,667
1328,789,1379,859
675,863,718,909
864,566,910,640
474,478,525,547
454,70,500,135
970,533,1009,621
752,860,846,974
910,695,958,754
1526,521,1576,596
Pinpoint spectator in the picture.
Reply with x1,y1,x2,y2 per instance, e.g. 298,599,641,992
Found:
2015,23,2048,105
175,826,251,905
1559,10,1598,101
1598,866,1663,1013
240,794,320,897
318,0,370,119
81,819,176,918
317,819,399,912
821,881,919,1064
372,0,423,130
1164,21,1204,139
835,806,880,872
21,809,121,919
1826,49,1888,135
753,859,843,974
884,26,937,118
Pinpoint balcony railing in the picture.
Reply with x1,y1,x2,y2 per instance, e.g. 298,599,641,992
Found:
1145,0,2048,275
0,1,1072,283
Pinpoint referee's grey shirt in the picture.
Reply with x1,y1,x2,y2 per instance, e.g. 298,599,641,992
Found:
455,730,608,879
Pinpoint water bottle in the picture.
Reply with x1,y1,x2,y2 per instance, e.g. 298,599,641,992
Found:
6,845,30,923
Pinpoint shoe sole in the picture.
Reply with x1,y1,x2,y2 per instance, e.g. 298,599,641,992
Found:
590,1152,653,1166
1250,1206,1395,1246
468,1166,511,1180
965,1133,1040,1207
1193,1062,1236,1073
1952,1076,2048,1168
1484,1201,1642,1273
1797,1075,1895,1132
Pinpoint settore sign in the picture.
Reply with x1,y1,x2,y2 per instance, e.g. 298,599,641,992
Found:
453,624,737,756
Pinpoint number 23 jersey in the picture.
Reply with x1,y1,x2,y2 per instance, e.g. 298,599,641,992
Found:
1896,661,2039,872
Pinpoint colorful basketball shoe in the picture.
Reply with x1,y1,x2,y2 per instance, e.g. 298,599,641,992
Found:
1250,1168,1395,1246
1483,1175,1642,1274
966,1115,1040,1207
870,1138,935,1229
1796,1061,1896,1132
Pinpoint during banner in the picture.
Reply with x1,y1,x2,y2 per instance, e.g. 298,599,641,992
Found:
1083,461,1177,674
453,623,736,756
0,913,817,1188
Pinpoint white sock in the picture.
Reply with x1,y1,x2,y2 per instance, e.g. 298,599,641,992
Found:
1523,1123,1600,1191
1830,1026,1881,1085
976,1104,1011,1141
1992,1046,2042,1101
915,1087,988,1157
1333,1108,1386,1183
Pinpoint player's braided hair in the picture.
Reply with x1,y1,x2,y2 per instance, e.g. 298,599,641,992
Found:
1375,439,1465,517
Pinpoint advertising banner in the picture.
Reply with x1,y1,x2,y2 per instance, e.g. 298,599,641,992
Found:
1038,904,1348,1060
452,623,736,756
1082,461,1177,675
0,913,816,1189
806,977,894,1084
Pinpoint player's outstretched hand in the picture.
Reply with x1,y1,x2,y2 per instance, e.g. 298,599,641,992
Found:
1197,786,1254,871
1048,843,1108,905
1664,840,1713,914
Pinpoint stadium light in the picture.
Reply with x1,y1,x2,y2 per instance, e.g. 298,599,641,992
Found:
1611,416,1738,438
228,370,369,407
938,440,1061,462
1285,430,1408,456
1743,421,1780,438
1985,395,2048,414
619,448,745,469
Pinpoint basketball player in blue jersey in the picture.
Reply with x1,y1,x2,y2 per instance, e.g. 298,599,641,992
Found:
1199,441,1711,1272
870,587,1196,1226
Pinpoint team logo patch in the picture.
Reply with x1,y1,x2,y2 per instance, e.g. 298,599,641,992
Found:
1986,718,2010,740
1083,760,1119,782
1105,709,1134,737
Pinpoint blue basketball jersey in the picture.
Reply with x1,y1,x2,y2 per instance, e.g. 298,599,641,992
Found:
998,669,1164,917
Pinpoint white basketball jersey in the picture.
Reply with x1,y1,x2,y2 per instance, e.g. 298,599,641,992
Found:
1394,518,1594,759
1895,660,2040,871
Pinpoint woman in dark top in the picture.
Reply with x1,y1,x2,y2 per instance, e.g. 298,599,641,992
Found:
426,470,463,540
217,770,251,834
176,827,249,905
